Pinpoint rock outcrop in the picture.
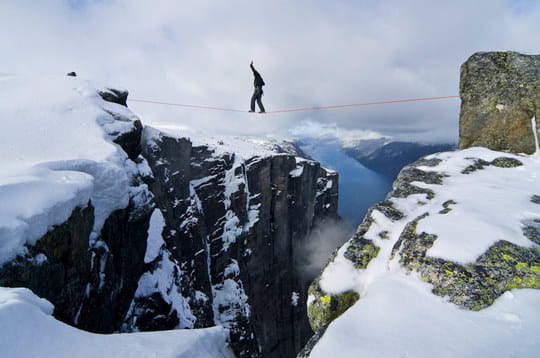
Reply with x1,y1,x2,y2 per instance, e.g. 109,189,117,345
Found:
459,51,540,154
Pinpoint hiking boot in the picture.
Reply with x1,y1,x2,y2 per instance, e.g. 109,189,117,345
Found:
259,110,266,113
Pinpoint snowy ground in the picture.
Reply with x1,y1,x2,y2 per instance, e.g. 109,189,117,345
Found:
148,122,304,161
312,275,540,358
0,287,233,358
311,144,540,357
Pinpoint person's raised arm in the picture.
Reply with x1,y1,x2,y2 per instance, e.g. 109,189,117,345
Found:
250,61,257,74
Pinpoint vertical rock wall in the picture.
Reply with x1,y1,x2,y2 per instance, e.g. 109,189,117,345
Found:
135,128,339,357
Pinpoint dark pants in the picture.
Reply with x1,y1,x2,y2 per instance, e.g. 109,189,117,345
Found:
250,87,265,112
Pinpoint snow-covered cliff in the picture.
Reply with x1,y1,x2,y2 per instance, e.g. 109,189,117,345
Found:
0,74,338,357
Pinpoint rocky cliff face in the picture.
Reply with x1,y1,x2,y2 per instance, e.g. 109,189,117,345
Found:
0,81,338,358
459,51,540,154
127,128,338,357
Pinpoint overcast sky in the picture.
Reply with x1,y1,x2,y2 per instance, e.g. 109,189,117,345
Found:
2,0,540,143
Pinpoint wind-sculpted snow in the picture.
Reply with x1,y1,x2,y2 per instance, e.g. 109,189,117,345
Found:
0,287,233,358
302,146,540,357
0,74,158,337
0,75,139,265
310,276,540,358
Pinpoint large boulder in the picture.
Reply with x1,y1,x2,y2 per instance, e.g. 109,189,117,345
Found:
459,51,540,154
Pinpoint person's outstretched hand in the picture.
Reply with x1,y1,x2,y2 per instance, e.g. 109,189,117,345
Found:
250,61,253,66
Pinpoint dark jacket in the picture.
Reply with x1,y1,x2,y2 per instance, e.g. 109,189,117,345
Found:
250,64,265,88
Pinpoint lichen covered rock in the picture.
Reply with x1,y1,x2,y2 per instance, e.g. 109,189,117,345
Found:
491,156,523,168
307,276,359,333
459,51,540,154
344,238,380,270
396,222,540,310
523,219,540,245
304,234,378,334
305,194,405,335
301,146,540,355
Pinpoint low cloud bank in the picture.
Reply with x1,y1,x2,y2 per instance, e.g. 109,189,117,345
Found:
297,219,354,284
289,120,388,148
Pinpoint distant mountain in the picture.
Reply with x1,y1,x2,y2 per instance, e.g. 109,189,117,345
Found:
343,141,456,178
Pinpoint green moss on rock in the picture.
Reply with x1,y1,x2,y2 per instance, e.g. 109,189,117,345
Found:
373,201,404,221
307,277,360,333
388,164,445,200
395,216,540,310
344,238,380,269
491,157,523,168
439,200,457,214
461,159,491,174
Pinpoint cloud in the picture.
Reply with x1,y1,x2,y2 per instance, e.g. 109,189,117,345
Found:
296,219,354,283
289,120,387,148
2,0,540,143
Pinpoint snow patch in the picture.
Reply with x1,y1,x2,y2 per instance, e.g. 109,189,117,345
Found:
532,116,539,154
132,250,196,329
224,259,240,278
291,291,300,307
289,164,304,177
417,148,539,263
320,244,361,294
311,273,540,358
0,287,233,358
213,279,250,326
144,209,166,264
0,75,141,266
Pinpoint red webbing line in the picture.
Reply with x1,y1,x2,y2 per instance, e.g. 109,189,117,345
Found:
128,95,459,114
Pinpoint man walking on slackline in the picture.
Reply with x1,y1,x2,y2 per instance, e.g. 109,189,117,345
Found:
249,61,266,113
